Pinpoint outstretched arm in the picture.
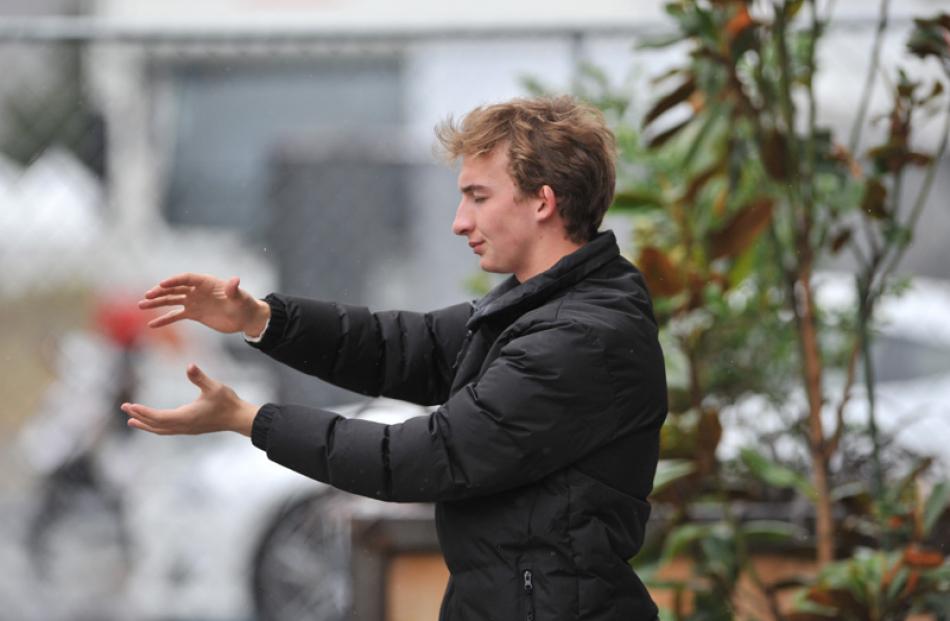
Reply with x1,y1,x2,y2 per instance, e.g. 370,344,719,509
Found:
139,273,473,405
122,320,666,501
253,320,666,502
247,295,473,406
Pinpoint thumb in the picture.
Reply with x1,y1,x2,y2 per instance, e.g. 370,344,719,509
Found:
186,363,215,392
224,276,241,299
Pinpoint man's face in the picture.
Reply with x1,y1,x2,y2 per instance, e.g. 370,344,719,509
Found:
452,146,537,278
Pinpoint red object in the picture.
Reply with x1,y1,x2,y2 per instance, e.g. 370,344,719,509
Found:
94,294,181,350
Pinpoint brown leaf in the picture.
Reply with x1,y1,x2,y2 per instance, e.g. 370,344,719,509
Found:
906,151,935,167
903,545,944,569
681,162,724,204
760,129,789,180
695,407,723,476
637,246,685,297
861,178,889,220
643,77,696,129
805,586,863,618
830,143,863,178
708,198,774,260
922,80,945,105
685,272,706,310
868,143,931,173
830,229,852,255
725,5,754,38
904,569,920,597
713,187,729,217
648,117,692,149
691,46,731,65
650,66,686,86
688,90,706,113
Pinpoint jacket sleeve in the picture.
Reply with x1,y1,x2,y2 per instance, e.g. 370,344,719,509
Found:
247,293,474,406
251,320,632,502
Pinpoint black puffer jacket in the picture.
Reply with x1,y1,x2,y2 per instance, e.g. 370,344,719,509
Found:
249,230,668,620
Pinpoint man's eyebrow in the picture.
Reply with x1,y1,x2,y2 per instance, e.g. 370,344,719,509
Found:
460,184,490,194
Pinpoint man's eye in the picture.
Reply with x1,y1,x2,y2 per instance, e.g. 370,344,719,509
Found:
473,196,486,203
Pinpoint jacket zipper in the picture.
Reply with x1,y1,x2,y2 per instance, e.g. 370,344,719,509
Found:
523,569,535,621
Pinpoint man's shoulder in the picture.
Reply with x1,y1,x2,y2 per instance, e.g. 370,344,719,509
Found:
506,296,644,349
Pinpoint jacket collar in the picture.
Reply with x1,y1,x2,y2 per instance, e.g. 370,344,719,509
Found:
466,230,620,331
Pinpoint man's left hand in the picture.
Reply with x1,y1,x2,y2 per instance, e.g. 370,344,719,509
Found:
121,364,259,437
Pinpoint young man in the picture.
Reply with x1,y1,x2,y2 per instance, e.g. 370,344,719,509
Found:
124,96,668,620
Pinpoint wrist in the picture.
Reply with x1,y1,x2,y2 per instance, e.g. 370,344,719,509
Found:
232,400,260,437
244,298,271,338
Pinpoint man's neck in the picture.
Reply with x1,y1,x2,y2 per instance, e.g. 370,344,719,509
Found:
515,234,584,283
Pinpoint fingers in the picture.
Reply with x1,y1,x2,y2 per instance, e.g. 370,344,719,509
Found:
158,272,205,288
186,363,216,392
143,285,193,300
126,416,168,435
224,277,241,299
122,401,193,436
121,402,169,433
148,308,187,329
138,294,188,310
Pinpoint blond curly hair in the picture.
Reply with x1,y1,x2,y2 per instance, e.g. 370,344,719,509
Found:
436,96,617,243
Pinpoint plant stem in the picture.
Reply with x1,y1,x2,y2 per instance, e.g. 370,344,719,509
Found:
858,277,886,503
775,0,835,567
852,0,891,261
849,0,890,154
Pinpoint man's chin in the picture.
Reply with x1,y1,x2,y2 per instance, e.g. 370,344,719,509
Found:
478,259,505,274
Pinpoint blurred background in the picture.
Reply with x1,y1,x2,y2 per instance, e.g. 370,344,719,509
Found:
1,1,949,620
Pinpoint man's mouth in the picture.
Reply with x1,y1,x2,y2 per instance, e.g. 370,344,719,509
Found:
469,241,484,252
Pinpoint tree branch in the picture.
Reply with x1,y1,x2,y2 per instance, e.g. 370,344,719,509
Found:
825,329,862,459
849,0,890,154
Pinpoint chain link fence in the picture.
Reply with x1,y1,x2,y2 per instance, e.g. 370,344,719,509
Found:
0,13,946,621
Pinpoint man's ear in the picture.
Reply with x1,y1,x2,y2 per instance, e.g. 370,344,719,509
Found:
535,185,558,222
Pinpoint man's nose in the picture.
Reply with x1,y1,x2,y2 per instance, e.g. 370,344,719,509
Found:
452,200,471,236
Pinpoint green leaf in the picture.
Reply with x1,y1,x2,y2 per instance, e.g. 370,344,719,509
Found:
792,597,838,618
739,520,807,545
637,33,686,50
520,75,550,97
923,481,950,536
908,14,950,61
611,189,665,212
784,0,806,20
830,481,867,502
883,223,913,248
885,566,909,603
662,522,711,561
681,104,721,170
652,459,696,494
740,448,816,500
726,243,758,288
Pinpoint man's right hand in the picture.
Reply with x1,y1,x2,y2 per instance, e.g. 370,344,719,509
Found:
139,273,271,336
